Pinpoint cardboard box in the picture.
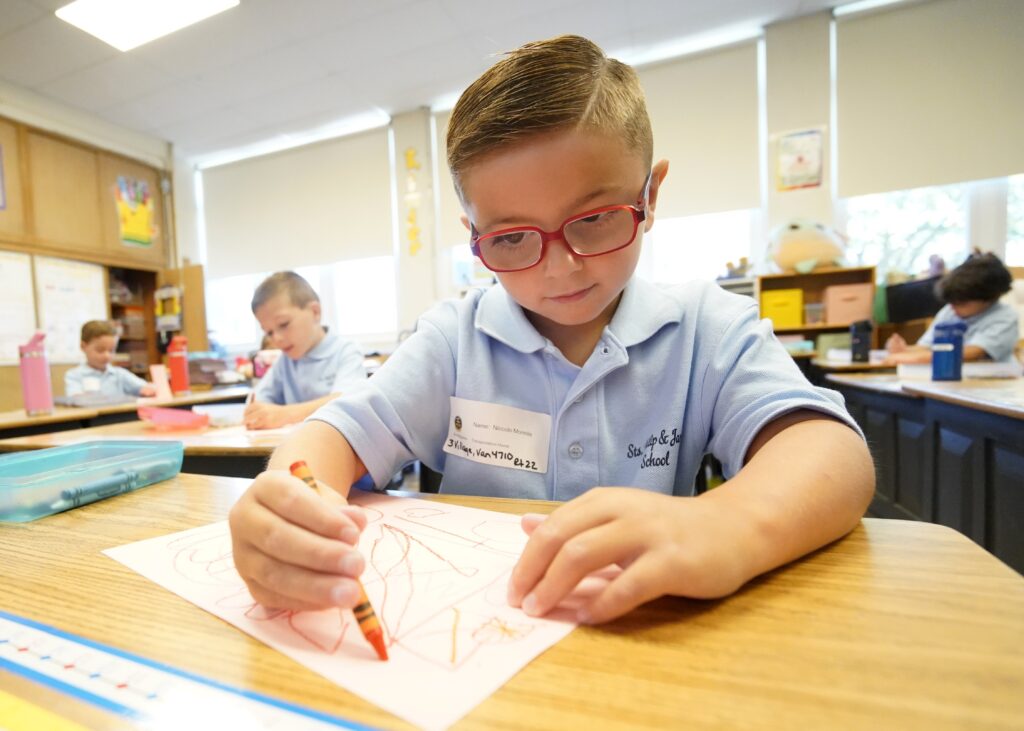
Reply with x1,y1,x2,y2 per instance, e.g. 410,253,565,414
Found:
824,283,873,324
760,288,804,329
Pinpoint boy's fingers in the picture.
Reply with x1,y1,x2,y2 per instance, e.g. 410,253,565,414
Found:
253,475,363,542
577,554,666,625
241,502,364,576
519,513,547,535
517,522,640,618
240,548,364,609
508,498,615,607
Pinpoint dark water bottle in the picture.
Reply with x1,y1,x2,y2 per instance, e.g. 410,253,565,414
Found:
931,322,967,381
850,320,873,363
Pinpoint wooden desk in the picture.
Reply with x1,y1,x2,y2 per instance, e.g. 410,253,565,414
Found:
0,421,282,478
1,473,1022,730
901,378,1024,419
0,387,253,438
828,374,1024,573
0,406,97,438
87,385,252,426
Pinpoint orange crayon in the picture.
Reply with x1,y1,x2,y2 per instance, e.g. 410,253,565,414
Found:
289,460,389,661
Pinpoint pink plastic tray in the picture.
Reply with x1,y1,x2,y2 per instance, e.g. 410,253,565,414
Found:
137,406,210,431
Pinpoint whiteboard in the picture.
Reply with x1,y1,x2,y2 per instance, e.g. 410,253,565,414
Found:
33,255,108,364
0,250,37,364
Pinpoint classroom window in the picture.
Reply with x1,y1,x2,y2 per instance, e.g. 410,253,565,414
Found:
1007,174,1024,266
840,183,967,281
641,209,757,283
326,256,397,338
204,272,267,351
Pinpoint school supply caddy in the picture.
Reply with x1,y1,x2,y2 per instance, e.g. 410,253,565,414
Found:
0,441,183,522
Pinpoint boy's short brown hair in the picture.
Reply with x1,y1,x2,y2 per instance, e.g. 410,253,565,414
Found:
446,35,653,195
251,271,320,313
81,320,117,343
937,252,1013,304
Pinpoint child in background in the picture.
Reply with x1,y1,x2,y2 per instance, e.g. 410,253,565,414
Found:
65,320,156,398
229,36,874,625
886,252,1018,364
245,271,367,430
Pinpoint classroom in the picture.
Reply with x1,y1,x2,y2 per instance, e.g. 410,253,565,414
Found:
0,1,1022,729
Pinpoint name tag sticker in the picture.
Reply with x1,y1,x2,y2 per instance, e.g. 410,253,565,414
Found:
444,396,551,474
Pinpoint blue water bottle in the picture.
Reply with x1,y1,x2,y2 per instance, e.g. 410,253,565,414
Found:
931,322,967,381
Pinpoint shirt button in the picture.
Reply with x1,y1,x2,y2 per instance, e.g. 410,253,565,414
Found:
601,345,610,355
568,442,584,459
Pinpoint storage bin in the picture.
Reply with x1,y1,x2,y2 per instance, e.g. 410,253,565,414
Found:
760,288,804,329
803,302,825,325
824,283,873,324
0,440,183,522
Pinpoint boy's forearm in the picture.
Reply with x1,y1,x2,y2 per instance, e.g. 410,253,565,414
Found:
703,419,874,582
267,420,367,498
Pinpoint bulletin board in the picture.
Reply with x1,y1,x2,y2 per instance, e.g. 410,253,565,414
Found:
0,250,37,364
33,255,108,364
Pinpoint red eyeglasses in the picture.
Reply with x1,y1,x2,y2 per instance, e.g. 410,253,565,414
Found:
470,172,653,273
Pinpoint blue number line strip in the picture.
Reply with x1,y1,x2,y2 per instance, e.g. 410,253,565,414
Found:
0,609,379,730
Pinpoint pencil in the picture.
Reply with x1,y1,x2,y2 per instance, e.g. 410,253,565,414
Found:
289,460,389,661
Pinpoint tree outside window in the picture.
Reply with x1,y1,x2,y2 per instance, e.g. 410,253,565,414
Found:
841,184,967,282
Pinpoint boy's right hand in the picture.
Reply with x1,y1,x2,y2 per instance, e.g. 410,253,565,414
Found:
885,333,908,353
228,469,368,611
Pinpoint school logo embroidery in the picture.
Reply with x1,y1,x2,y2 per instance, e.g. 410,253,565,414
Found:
454,416,462,431
626,428,682,469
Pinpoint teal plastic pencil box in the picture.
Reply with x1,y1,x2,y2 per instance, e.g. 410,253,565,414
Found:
0,440,183,523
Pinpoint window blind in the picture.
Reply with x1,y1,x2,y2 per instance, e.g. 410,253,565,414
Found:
202,127,392,279
836,0,1024,198
639,41,761,217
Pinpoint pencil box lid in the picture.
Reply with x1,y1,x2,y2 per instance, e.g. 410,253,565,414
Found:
0,440,183,523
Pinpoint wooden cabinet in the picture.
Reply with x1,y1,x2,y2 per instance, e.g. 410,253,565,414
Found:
0,116,170,272
98,152,167,269
0,119,27,241
27,131,104,254
756,266,877,349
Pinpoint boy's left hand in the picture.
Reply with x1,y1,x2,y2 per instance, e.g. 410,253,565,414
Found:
244,401,292,430
507,487,753,625
139,385,157,397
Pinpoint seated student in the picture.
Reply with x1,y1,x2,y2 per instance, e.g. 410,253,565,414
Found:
228,35,874,625
65,320,156,399
244,271,367,430
886,252,1018,364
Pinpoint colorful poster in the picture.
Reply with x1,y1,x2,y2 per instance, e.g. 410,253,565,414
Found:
115,175,156,247
776,129,823,191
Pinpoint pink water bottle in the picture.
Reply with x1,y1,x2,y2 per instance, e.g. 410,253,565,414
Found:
19,331,54,416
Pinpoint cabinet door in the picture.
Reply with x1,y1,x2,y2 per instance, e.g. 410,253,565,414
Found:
28,132,103,253
98,152,167,269
0,119,27,240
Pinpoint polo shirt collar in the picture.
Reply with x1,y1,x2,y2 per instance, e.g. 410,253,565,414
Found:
303,328,336,361
474,277,683,353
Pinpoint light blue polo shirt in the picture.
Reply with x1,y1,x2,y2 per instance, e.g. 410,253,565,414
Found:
65,364,149,399
255,329,367,405
917,301,1019,363
311,278,861,500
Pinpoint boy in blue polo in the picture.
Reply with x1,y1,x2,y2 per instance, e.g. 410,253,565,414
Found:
65,320,156,400
886,252,1019,364
229,36,874,624
244,271,367,430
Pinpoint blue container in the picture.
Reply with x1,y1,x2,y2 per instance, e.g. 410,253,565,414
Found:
931,322,967,381
0,440,183,522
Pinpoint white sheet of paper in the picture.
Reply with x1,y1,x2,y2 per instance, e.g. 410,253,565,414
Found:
104,492,580,730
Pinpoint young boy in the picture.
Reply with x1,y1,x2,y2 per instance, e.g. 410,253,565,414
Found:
886,252,1018,364
245,271,367,430
229,36,874,624
65,320,156,398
